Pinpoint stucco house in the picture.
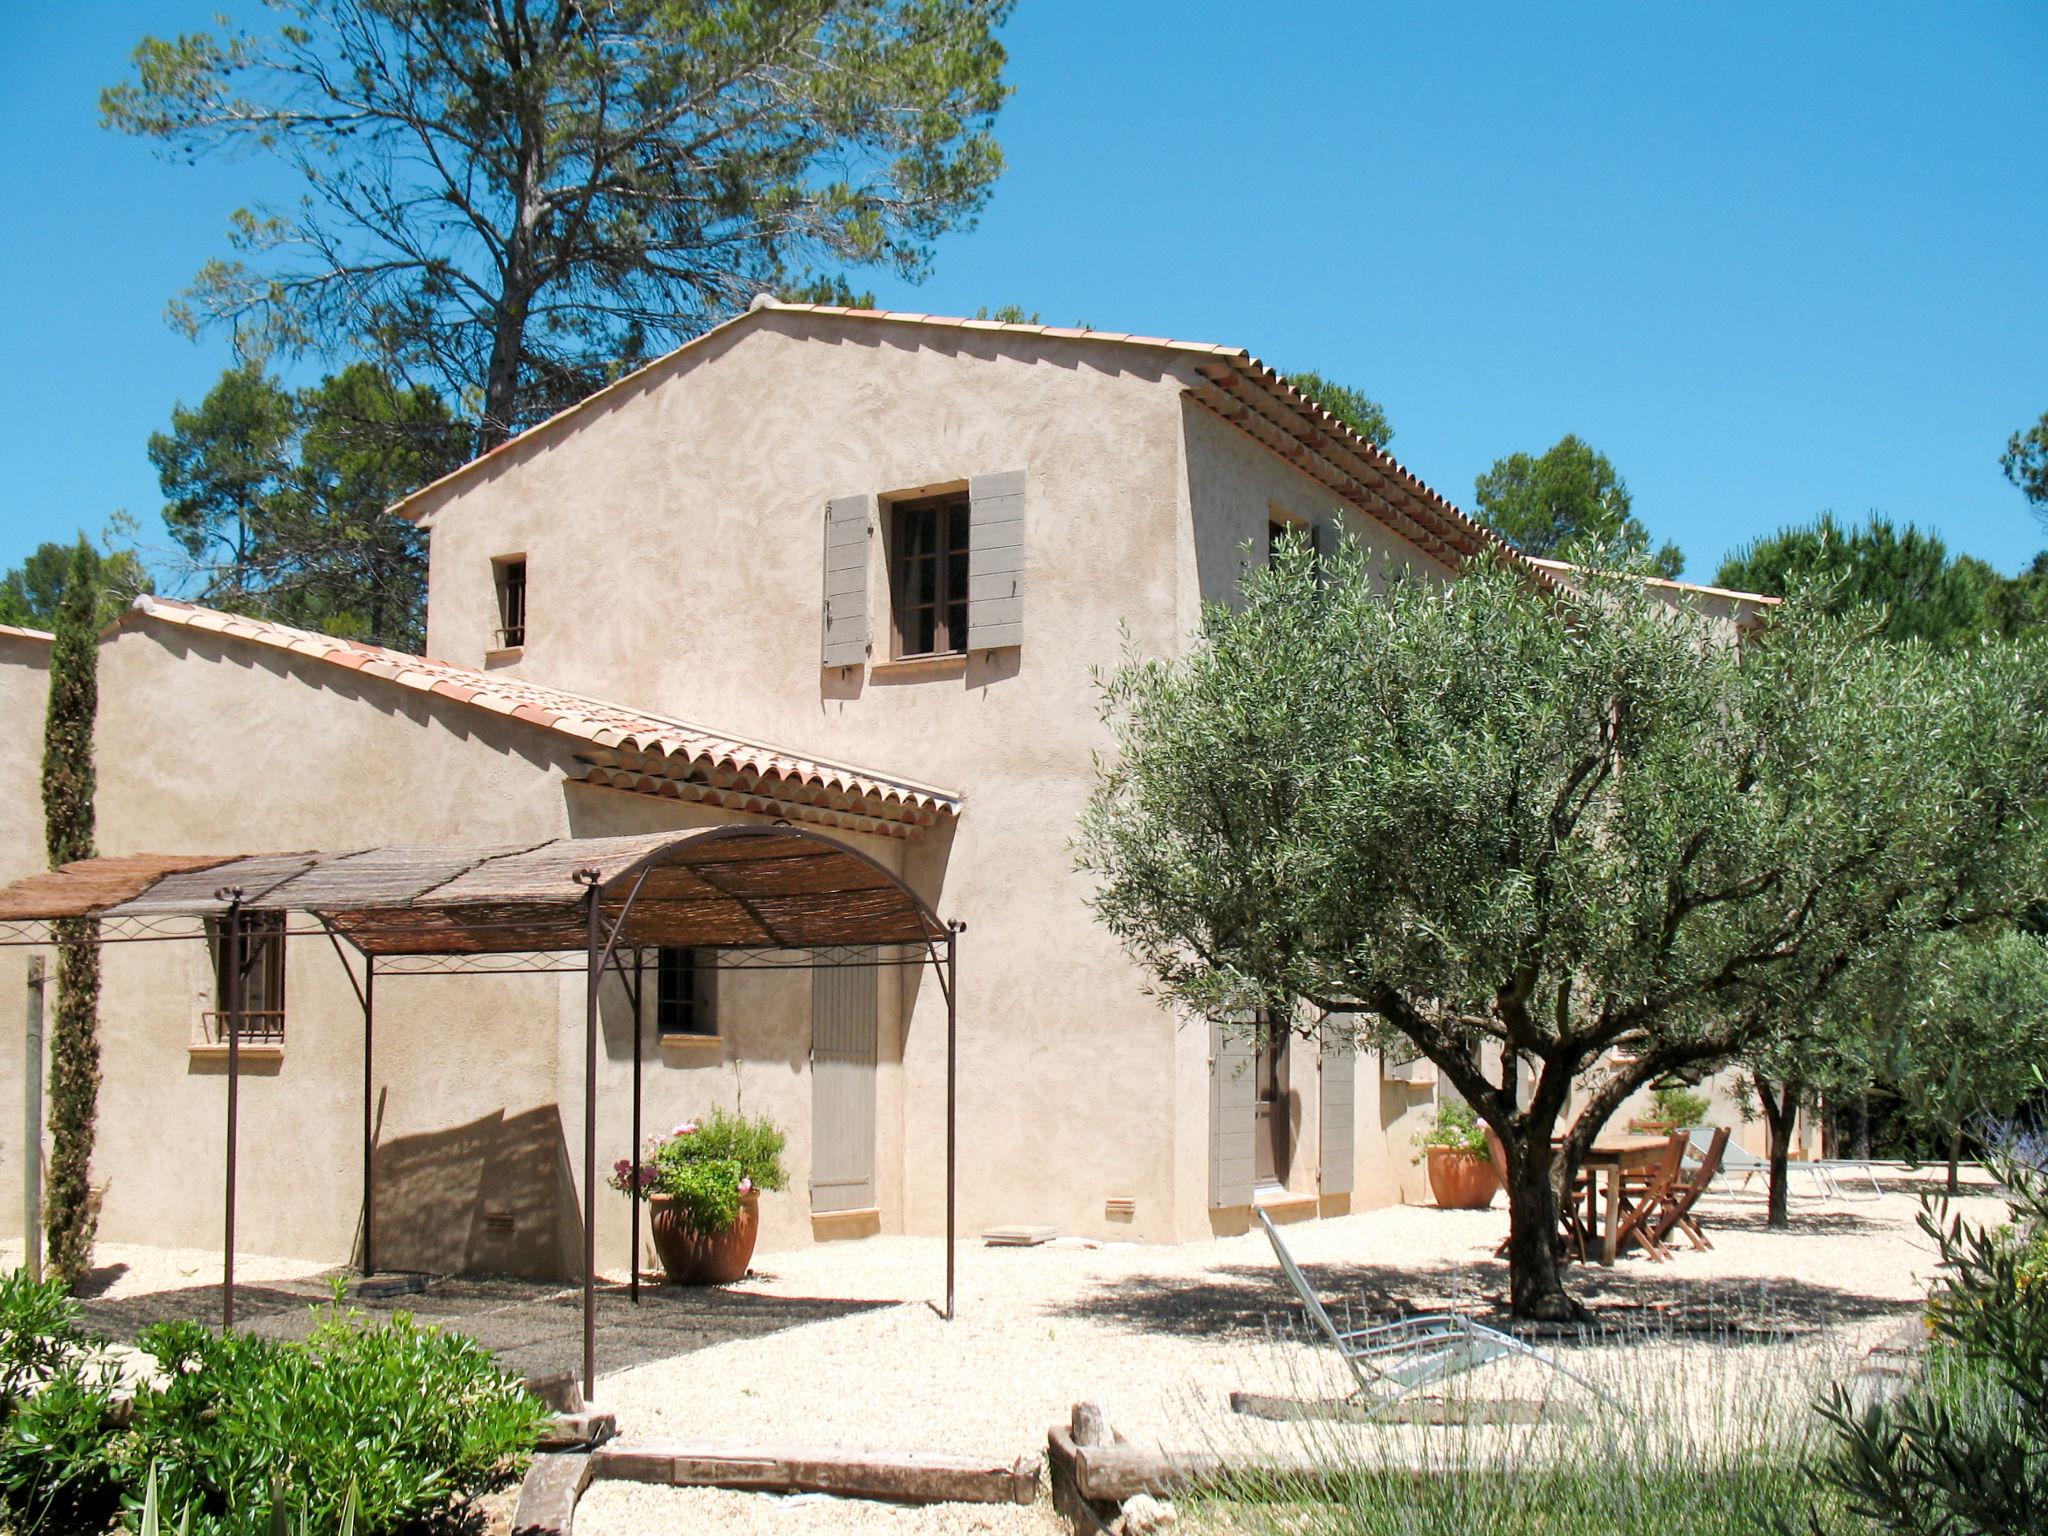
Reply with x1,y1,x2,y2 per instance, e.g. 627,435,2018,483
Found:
1,300,1771,1280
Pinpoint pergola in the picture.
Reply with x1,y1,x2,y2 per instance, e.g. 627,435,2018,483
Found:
0,825,961,1399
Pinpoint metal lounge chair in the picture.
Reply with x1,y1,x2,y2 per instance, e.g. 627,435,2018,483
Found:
1254,1208,1626,1417
1707,1130,1840,1199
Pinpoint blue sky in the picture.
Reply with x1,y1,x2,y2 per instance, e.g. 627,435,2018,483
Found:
3,2,2043,588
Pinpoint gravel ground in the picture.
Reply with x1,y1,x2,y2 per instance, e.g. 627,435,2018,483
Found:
5,1169,2001,1536
578,1167,2002,1535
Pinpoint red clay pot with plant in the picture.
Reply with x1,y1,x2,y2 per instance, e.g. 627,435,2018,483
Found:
649,1190,761,1284
1425,1147,1501,1209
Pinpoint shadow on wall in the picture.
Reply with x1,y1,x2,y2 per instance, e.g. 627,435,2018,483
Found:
372,1104,581,1282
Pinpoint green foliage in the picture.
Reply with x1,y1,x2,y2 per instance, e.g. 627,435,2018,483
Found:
43,536,105,1292
1472,434,1682,577
654,1156,748,1237
1715,513,2037,646
627,1108,790,1235
0,1270,92,1415
103,0,1014,443
1415,1098,1490,1158
148,363,465,649
680,1107,790,1193
0,1300,548,1536
0,538,151,630
1808,1145,2048,1532
1649,1082,1713,1129
1077,542,2048,1315
0,1358,128,1534
2003,409,2048,526
1286,372,1394,447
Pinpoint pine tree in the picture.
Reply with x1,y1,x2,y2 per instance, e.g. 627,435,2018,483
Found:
42,538,102,1289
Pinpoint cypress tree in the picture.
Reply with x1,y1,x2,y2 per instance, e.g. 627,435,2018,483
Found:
42,538,101,1289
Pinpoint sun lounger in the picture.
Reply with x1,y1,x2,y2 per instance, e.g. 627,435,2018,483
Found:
1701,1129,1837,1200
1255,1208,1625,1417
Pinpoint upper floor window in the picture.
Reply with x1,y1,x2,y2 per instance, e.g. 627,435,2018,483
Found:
203,911,287,1047
653,947,717,1037
889,493,971,658
493,557,527,650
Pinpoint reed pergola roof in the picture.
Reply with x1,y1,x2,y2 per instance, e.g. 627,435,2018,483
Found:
0,826,947,955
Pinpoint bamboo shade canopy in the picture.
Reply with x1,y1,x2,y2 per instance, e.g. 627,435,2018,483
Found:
0,826,947,954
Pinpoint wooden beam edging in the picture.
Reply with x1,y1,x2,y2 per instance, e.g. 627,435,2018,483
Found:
587,1441,1041,1506
512,1453,593,1536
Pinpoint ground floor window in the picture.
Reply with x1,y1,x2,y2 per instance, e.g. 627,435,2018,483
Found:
202,911,287,1045
654,947,717,1037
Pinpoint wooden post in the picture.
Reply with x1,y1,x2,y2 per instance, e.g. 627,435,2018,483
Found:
582,887,601,1403
23,957,44,1284
221,898,243,1332
630,947,643,1305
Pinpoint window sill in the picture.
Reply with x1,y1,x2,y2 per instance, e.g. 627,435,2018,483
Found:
870,653,966,681
189,1044,284,1060
483,646,524,667
658,1033,722,1053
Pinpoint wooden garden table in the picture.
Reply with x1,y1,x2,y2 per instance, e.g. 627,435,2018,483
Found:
1574,1133,1674,1267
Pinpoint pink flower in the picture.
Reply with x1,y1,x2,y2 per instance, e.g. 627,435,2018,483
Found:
672,1121,699,1137
613,1158,632,1178
738,1176,754,1194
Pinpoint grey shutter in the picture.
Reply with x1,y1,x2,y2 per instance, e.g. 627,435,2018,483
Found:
1318,1019,1356,1196
821,495,871,667
811,950,879,1213
967,469,1025,651
1209,1019,1257,1210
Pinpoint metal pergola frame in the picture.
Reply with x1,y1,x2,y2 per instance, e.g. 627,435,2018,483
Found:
2,826,961,1402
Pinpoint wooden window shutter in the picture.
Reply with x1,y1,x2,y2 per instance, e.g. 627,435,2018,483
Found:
1209,1018,1257,1210
821,495,871,667
966,469,1025,651
1318,1018,1356,1196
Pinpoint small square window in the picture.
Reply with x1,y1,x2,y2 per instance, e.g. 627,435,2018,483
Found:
202,912,287,1047
493,557,527,649
889,494,970,657
653,947,717,1037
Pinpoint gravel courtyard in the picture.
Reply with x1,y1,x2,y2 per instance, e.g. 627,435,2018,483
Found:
7,1165,2002,1536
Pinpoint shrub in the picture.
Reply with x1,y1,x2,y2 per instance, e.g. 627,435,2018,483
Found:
0,1290,545,1536
0,1268,92,1413
1650,1081,1713,1129
127,1305,549,1535
1414,1098,1490,1159
0,1357,127,1534
1807,1138,2048,1532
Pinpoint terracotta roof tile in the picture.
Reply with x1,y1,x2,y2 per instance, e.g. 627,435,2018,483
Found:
126,597,960,838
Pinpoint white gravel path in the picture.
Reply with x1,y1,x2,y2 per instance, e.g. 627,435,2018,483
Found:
579,1168,2003,1535
0,1238,333,1297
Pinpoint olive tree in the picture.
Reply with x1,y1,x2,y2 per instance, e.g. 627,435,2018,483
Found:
1077,542,2048,1319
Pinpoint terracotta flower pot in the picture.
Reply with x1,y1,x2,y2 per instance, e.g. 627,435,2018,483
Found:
1426,1147,1500,1210
648,1191,760,1285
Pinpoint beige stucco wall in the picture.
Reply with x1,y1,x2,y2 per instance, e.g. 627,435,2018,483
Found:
83,620,911,1277
407,312,1467,1242
0,630,50,1238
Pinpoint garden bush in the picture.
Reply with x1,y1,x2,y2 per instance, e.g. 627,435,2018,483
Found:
1807,1134,2048,1534
0,1281,548,1535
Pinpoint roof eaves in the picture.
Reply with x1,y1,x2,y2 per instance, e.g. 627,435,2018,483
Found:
123,596,962,831
0,623,54,644
1526,558,1782,607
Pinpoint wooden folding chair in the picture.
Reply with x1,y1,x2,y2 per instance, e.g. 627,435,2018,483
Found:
1650,1125,1729,1252
1612,1132,1689,1261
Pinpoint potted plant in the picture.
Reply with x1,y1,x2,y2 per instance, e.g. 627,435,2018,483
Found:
1414,1099,1500,1210
611,1108,788,1284
1631,1080,1713,1135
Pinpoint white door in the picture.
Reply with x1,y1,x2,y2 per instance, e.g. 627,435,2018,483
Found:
811,950,878,1214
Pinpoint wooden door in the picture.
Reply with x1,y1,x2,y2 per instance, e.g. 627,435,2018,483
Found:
811,950,878,1214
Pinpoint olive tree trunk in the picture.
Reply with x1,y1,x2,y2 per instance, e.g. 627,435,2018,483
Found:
1755,1073,1802,1229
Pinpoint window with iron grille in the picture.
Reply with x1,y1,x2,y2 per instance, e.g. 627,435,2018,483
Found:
494,556,527,648
889,493,971,657
202,911,287,1046
654,947,717,1037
